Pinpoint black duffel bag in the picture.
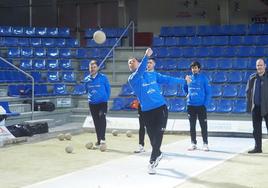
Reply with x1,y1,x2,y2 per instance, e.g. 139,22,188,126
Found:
30,122,49,135
6,123,33,137
34,102,55,112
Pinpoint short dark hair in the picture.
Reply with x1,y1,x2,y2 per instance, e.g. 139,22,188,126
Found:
190,61,201,69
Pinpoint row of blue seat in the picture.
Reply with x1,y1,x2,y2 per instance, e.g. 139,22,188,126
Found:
8,83,86,97
153,35,268,47
154,58,257,70
19,59,73,70
85,28,127,38
0,37,79,48
86,38,121,47
160,24,268,37
111,97,246,113
119,82,247,98
152,46,268,58
0,26,70,37
0,71,77,83
7,47,113,59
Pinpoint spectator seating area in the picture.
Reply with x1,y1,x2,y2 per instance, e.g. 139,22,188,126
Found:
0,26,127,97
111,24,267,113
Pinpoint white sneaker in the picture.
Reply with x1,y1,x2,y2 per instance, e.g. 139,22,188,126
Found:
203,144,209,151
148,162,156,175
188,143,197,151
154,153,163,167
100,140,106,145
134,145,145,153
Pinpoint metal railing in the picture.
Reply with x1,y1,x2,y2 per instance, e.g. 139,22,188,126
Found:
0,57,35,120
98,21,135,82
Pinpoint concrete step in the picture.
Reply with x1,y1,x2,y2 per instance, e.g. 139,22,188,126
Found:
24,118,55,127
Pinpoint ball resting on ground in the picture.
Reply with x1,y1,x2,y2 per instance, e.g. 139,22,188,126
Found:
64,133,72,140
126,130,132,138
112,130,118,136
65,145,73,153
57,133,65,141
100,144,107,152
85,142,93,149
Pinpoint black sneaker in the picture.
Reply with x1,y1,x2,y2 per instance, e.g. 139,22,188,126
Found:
248,148,262,153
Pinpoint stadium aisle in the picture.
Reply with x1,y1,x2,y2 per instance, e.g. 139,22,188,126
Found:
24,137,253,188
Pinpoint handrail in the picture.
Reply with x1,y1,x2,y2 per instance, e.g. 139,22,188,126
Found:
98,21,135,69
0,57,35,120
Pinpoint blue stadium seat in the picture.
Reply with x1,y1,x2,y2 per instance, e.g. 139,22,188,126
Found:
237,85,246,98
47,71,60,82
168,47,181,58
65,38,79,48
168,98,186,112
55,38,66,47
47,59,60,70
21,47,33,58
72,84,86,95
248,24,265,35
154,59,165,70
102,28,117,37
42,38,55,47
163,84,178,96
34,84,50,96
232,58,248,69
0,26,12,36
62,71,76,82
110,97,130,111
227,71,243,83
209,47,225,57
232,99,246,113
162,59,177,70
212,71,227,83
216,99,232,113
59,48,72,58
34,48,46,58
160,26,173,37
30,38,42,47
196,47,210,57
47,27,58,37
247,58,257,69
4,37,18,46
24,27,35,37
33,59,46,70
58,27,70,37
177,59,191,70
119,83,134,96
211,84,222,97
153,47,168,58
20,59,32,70
85,28,97,38
202,59,218,70
0,101,20,116
47,48,59,58
80,59,90,70
75,48,88,59
35,27,47,36
190,36,202,46
181,47,195,57
18,38,29,46
7,47,20,57
217,58,232,69
53,84,69,95
60,59,73,70
173,26,196,36
207,99,217,113
242,71,253,83
256,35,268,45
152,37,165,46
12,27,24,36
243,36,257,45
224,47,238,57
222,85,238,97
203,71,214,82
165,37,178,46
229,36,243,45
30,72,45,83
236,46,254,57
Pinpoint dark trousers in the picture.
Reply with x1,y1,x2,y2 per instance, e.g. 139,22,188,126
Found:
89,102,107,144
141,105,168,163
138,106,145,146
252,106,268,150
187,105,208,144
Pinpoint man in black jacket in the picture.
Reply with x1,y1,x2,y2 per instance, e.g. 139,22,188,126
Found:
246,58,268,153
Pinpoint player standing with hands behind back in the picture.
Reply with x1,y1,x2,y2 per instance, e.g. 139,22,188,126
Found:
128,48,187,174
184,61,211,151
